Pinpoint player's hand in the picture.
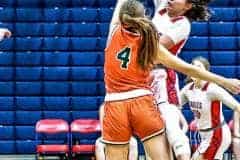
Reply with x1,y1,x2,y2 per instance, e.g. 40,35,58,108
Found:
0,28,12,41
223,79,240,95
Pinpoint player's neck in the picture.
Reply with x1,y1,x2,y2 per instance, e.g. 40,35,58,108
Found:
168,11,184,18
194,80,206,89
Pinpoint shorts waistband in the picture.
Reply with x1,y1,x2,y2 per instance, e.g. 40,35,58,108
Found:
105,89,152,101
199,121,226,132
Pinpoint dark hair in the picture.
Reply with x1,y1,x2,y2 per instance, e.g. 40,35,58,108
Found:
185,0,212,21
119,0,159,70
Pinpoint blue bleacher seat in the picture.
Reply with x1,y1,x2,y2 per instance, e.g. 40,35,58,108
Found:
43,67,69,81
0,126,14,140
16,97,42,111
17,0,41,7
0,38,13,51
71,8,98,22
0,8,14,22
69,23,97,36
0,23,14,32
98,82,105,96
209,0,229,6
97,38,107,50
0,82,14,95
238,8,240,20
71,97,98,111
16,67,42,81
43,38,70,51
16,140,36,154
0,67,13,81
71,52,102,66
16,126,35,140
16,52,42,66
72,0,96,7
0,141,15,154
72,111,98,120
210,51,237,65
237,22,240,35
70,38,97,51
16,111,42,125
0,53,13,66
44,82,69,95
210,37,237,50
231,0,240,6
44,52,69,66
98,8,114,22
43,97,70,111
211,8,237,22
71,67,98,80
0,97,14,111
16,37,42,51
43,23,69,36
211,66,237,78
99,23,109,37
44,8,70,22
190,22,208,36
15,23,43,36
98,67,104,81
43,111,71,122
237,66,240,78
0,0,15,7
184,37,208,50
72,82,98,96
16,8,43,22
98,0,115,7
209,22,237,36
44,0,70,7
16,82,42,96
0,111,14,125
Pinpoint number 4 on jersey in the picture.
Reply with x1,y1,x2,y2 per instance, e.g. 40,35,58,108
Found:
117,47,131,69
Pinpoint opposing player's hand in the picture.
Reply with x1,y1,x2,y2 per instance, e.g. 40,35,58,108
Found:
0,28,12,41
224,79,240,95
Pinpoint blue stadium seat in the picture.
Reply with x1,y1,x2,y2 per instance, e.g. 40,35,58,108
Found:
98,8,113,22
210,51,237,65
209,22,237,36
211,8,237,22
17,0,41,7
72,0,96,7
16,97,42,111
71,52,102,66
43,97,70,111
44,82,69,96
0,8,14,22
16,126,35,140
43,111,71,122
16,82,42,96
0,38,13,51
16,37,42,51
211,66,237,78
99,23,109,37
0,67,13,81
16,67,42,81
0,97,14,111
16,52,42,66
0,126,14,140
44,52,70,66
15,23,43,36
238,8,240,20
43,38,70,51
98,82,105,96
210,37,237,50
43,23,69,36
0,141,15,154
70,38,97,51
0,0,15,7
43,8,70,22
72,111,98,120
16,140,36,154
190,22,208,36
237,22,240,35
0,23,14,32
43,67,69,80
98,67,104,81
97,38,107,50
0,111,14,125
71,97,98,111
71,67,98,80
44,0,70,7
237,66,240,78
72,82,98,96
184,37,208,50
98,0,115,7
208,0,229,6
69,23,97,36
16,111,42,125
0,82,14,96
0,52,13,66
16,8,43,22
231,0,240,6
71,8,98,22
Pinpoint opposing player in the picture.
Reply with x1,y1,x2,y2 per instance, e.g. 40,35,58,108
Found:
233,111,240,160
180,57,240,160
103,0,240,160
150,0,212,159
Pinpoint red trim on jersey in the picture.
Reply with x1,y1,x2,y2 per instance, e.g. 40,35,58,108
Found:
211,101,221,128
189,83,194,90
171,16,184,23
169,39,186,55
202,82,210,91
159,8,167,15
166,69,179,105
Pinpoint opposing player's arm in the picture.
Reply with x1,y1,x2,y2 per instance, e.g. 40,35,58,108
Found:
233,111,240,137
156,44,240,94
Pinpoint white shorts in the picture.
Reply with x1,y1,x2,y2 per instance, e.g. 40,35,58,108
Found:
198,124,231,160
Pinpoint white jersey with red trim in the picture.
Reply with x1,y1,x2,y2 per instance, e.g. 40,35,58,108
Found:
180,82,239,130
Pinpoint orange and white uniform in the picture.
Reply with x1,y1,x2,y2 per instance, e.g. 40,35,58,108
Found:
102,25,164,144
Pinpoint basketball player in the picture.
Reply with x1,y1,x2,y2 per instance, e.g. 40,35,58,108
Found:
233,111,240,160
180,57,240,160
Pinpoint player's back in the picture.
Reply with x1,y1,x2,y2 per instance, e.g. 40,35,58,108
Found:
104,25,150,93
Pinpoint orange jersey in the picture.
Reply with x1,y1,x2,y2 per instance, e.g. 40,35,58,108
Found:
104,25,151,93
